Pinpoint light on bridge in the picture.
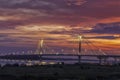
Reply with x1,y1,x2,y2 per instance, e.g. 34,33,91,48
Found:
78,35,82,41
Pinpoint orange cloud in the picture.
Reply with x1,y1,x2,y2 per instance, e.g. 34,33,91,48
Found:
99,17,120,23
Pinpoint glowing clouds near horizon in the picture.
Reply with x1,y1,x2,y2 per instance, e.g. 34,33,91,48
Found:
16,25,71,32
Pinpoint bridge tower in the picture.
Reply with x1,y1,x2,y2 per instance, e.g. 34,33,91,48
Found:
36,39,44,62
78,35,82,63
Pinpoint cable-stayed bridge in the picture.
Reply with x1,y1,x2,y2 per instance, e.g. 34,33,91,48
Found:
0,35,120,65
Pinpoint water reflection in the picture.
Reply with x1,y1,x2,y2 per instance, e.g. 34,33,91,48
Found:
0,59,58,67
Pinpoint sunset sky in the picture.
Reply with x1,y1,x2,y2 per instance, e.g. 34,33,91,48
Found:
0,0,120,54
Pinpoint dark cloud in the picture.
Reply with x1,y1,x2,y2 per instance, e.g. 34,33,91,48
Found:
0,0,57,9
90,22,120,34
0,0,119,27
0,34,9,37
87,36,119,39
0,20,24,29
0,0,67,15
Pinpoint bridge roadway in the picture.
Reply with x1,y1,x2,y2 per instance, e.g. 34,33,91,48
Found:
1,54,120,59
41,54,120,64
1,54,120,57
0,54,120,64
41,54,120,57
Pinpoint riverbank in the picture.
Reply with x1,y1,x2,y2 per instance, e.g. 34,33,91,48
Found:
0,63,120,80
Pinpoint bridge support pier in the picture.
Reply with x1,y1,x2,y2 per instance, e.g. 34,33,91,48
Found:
103,57,107,65
114,57,118,65
97,57,108,65
97,57,102,65
39,55,42,62
78,55,81,64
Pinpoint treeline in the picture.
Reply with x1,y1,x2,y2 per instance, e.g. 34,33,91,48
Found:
0,74,120,80
0,63,120,80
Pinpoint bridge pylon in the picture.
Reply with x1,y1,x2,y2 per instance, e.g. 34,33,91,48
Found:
35,39,44,62
78,35,82,63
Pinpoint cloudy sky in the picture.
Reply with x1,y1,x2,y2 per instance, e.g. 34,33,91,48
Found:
0,0,120,54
